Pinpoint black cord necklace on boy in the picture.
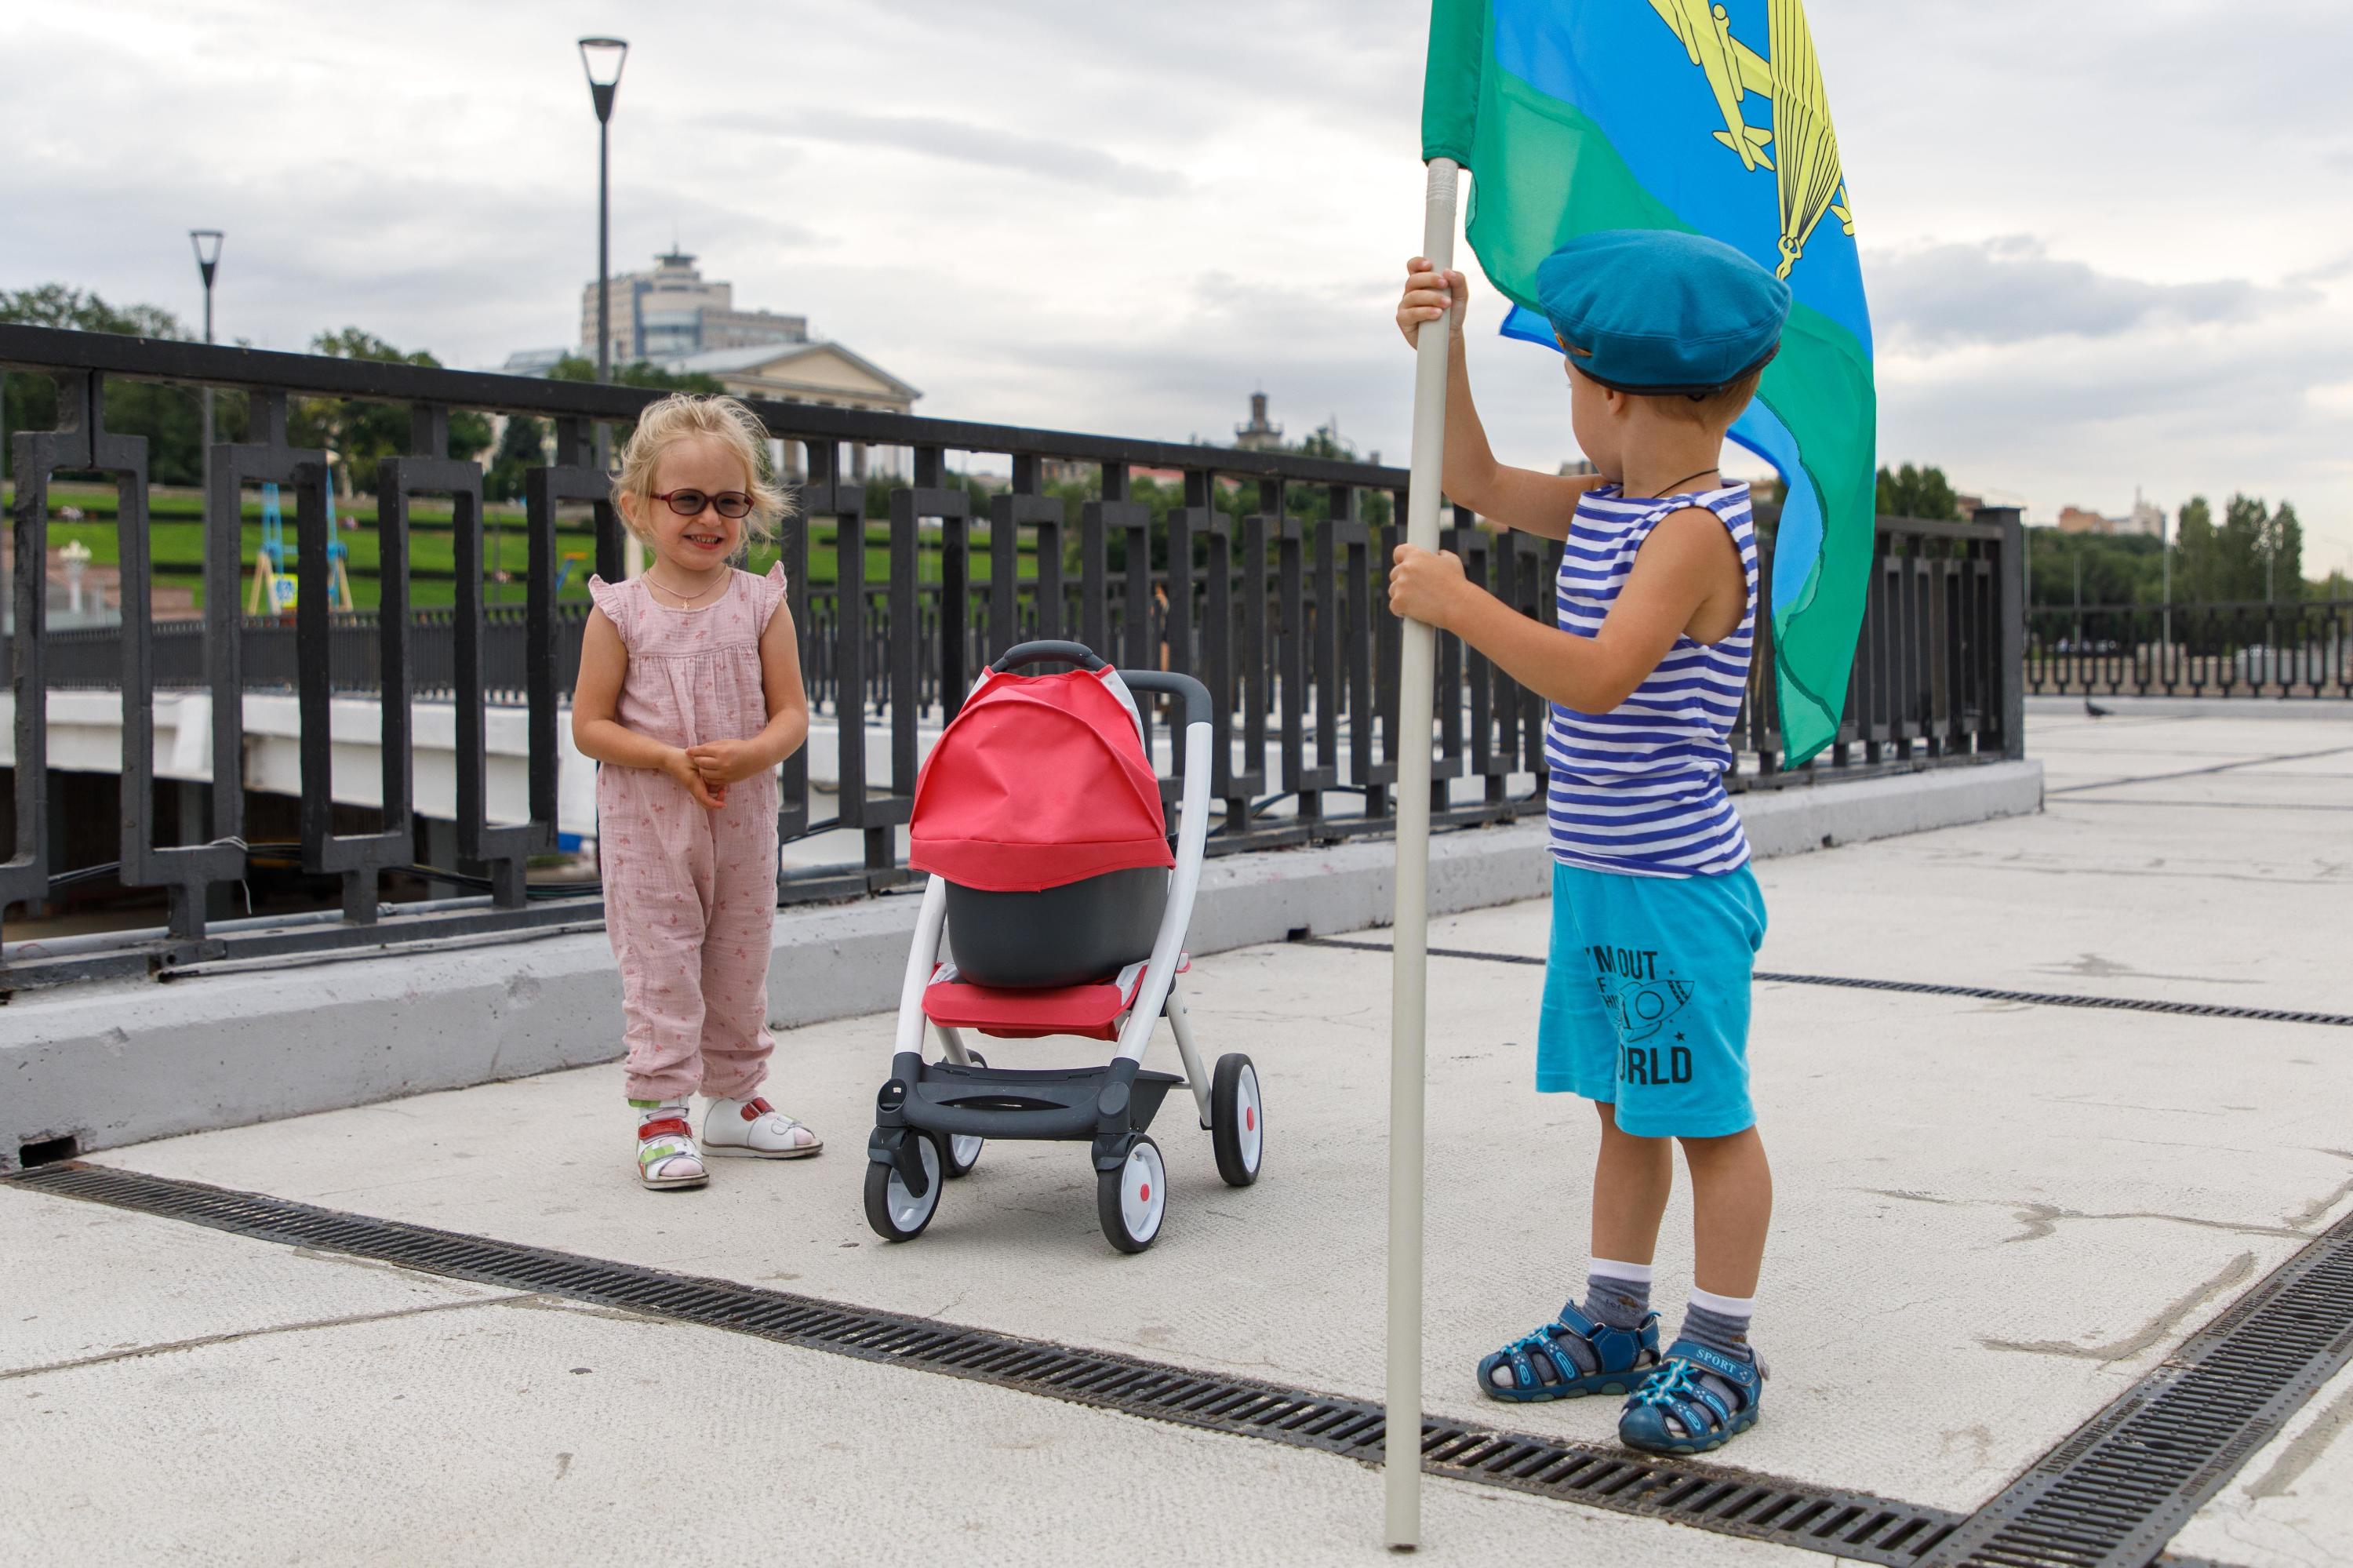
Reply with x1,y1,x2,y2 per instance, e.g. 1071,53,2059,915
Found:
1647,467,1721,498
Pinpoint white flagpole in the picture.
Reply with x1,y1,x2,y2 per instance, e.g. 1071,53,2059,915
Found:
1386,152,1460,1553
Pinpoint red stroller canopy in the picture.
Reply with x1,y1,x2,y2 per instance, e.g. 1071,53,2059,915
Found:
910,667,1175,893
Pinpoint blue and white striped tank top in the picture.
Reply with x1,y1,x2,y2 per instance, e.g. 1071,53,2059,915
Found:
1545,482,1758,879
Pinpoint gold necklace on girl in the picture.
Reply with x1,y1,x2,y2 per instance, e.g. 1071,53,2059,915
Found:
646,566,731,608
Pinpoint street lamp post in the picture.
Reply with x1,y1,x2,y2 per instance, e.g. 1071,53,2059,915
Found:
190,230,223,493
2160,506,2173,679
578,38,628,384
579,37,631,575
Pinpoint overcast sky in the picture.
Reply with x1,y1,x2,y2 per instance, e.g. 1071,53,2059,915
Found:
6,0,2350,572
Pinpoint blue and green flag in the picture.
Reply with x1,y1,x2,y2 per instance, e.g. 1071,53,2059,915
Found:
1424,0,1876,766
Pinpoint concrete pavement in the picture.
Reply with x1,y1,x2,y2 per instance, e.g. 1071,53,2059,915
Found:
6,707,2349,1565
9,1188,1823,1568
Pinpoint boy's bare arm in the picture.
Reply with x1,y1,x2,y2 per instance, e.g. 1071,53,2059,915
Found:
1388,509,1738,712
1398,258,1608,540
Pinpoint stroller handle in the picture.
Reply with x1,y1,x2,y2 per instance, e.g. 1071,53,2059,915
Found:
991,641,1212,730
991,640,1107,673
1118,670,1211,732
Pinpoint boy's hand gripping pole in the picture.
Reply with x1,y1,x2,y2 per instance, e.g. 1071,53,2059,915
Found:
1386,153,1459,1553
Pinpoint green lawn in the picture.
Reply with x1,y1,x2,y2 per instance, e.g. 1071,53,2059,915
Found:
13,482,1046,611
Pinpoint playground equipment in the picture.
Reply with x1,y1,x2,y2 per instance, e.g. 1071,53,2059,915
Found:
246,482,354,614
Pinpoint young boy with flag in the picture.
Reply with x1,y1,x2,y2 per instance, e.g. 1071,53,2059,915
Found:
1388,229,1787,1455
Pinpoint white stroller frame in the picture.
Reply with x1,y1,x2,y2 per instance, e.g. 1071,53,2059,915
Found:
864,640,1264,1253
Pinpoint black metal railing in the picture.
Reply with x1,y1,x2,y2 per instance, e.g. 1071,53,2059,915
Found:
0,324,2023,988
2028,601,2353,698
38,606,591,706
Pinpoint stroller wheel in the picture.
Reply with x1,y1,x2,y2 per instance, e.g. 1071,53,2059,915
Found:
1097,1135,1168,1253
864,1133,944,1242
1210,1053,1264,1188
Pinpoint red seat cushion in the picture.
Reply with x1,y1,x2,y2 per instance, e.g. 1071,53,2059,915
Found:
922,977,1127,1042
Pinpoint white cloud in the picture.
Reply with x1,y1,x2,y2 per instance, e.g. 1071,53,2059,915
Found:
759,111,1187,192
2,0,2348,569
1871,238,2315,349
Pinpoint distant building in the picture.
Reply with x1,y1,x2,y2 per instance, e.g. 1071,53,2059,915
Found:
649,340,922,483
510,249,919,482
1954,492,1986,520
1560,460,1599,478
500,347,567,378
1037,460,1189,489
2054,500,2165,537
581,250,809,366
1233,391,1284,453
655,340,918,414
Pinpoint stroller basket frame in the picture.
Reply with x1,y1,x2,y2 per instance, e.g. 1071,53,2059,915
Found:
865,641,1265,1253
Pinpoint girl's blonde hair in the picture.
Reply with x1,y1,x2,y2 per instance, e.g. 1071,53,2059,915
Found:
610,393,794,544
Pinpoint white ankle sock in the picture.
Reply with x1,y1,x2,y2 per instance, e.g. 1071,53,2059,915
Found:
1590,1257,1654,1286
1686,1286,1754,1321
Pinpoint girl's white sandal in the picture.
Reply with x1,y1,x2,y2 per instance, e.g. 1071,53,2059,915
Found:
635,1110,709,1190
704,1095,824,1159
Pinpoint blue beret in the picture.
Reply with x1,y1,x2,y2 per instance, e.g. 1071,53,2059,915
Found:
1534,230,1791,395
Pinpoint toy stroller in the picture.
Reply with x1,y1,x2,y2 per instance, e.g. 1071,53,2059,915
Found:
864,640,1264,1253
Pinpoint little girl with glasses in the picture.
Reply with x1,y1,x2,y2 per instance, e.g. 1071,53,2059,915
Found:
573,394,821,1189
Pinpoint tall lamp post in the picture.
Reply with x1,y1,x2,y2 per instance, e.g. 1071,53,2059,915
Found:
579,37,630,576
578,38,628,384
2159,505,2173,678
190,230,223,492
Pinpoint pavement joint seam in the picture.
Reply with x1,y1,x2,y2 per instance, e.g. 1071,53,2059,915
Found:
1,1291,533,1382
2050,797,2353,812
1866,1188,2331,1246
2045,744,2353,796
1297,937,2353,1028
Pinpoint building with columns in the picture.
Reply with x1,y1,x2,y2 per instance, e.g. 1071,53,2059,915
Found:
653,340,922,482
550,249,921,481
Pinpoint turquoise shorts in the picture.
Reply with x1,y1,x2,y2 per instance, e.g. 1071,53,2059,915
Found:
1536,858,1768,1139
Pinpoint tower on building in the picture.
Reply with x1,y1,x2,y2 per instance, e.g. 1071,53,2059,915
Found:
1234,391,1285,453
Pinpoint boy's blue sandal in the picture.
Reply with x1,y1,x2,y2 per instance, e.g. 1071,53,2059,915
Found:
1477,1304,1661,1403
1619,1338,1765,1455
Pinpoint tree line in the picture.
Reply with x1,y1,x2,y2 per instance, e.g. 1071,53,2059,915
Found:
15,285,2324,606
2028,494,2323,607
1874,459,2333,606
0,284,717,500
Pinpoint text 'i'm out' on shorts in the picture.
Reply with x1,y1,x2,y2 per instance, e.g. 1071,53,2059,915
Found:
1535,858,1768,1139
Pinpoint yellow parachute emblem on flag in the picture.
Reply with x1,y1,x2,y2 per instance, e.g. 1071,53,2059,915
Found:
1646,0,1853,279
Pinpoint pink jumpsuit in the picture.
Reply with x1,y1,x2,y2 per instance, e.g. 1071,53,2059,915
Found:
588,564,787,1103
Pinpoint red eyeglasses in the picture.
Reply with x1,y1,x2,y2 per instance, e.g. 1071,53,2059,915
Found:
653,489,754,519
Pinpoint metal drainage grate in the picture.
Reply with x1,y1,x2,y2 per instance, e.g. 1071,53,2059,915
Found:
1926,1202,2353,1568
12,1161,1958,1566
1300,937,2353,1030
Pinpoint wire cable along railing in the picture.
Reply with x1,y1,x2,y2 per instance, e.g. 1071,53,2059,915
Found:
0,325,2022,988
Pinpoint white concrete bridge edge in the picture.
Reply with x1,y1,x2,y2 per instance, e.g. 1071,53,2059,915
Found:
2,690,886,841
0,759,2039,1170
